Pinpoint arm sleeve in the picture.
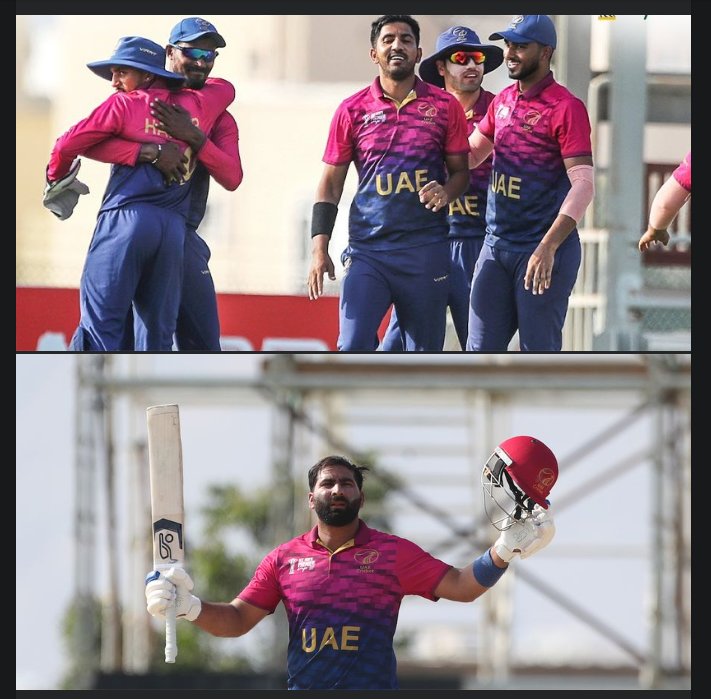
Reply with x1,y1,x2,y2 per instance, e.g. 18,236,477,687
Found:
46,95,127,180
83,138,142,167
196,110,244,191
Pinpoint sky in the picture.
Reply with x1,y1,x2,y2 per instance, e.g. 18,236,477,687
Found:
16,354,690,689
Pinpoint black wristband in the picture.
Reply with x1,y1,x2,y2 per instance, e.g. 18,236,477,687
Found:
311,202,338,239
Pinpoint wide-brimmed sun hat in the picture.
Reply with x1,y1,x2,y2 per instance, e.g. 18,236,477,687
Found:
86,36,186,85
419,26,504,87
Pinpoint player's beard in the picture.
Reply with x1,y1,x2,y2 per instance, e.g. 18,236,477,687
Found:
313,495,361,526
184,72,208,89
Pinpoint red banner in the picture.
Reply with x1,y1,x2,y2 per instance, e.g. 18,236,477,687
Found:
16,287,344,351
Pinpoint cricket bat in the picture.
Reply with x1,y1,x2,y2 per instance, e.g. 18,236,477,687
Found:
146,404,185,664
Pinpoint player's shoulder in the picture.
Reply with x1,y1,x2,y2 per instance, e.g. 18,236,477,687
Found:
339,83,375,109
202,77,236,102
546,79,588,108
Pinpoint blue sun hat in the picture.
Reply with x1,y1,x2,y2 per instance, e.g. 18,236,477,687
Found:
86,36,186,85
419,26,504,88
489,15,557,49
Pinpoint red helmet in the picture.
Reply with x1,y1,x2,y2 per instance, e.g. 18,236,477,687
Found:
493,436,558,508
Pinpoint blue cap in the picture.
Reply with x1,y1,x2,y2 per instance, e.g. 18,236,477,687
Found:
489,15,557,49
419,26,504,87
169,17,226,48
86,36,186,85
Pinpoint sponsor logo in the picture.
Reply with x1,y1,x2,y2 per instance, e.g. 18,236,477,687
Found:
287,556,316,574
363,110,386,127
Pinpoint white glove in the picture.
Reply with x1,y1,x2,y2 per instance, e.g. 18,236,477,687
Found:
145,566,202,621
519,505,555,559
494,505,556,562
43,158,90,220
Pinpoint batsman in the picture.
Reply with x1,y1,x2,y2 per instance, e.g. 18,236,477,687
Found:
145,436,558,689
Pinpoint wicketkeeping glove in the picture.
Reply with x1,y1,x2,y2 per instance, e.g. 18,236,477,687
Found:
145,566,202,621
43,158,90,221
494,504,556,562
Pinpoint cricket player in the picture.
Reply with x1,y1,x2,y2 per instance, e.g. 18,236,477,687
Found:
307,15,470,352
639,150,691,252
381,25,503,351
45,36,234,351
144,441,557,689
466,15,595,352
87,17,243,351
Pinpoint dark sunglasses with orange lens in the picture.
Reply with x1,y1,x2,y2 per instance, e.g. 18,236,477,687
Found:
448,51,486,66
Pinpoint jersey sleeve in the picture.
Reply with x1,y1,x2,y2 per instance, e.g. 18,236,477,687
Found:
551,96,593,160
82,138,141,167
476,97,497,142
199,77,236,119
236,549,282,613
322,102,354,166
444,95,470,156
395,538,452,600
196,109,244,191
46,94,129,180
672,150,691,193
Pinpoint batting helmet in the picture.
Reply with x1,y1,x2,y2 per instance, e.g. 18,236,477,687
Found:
482,436,558,529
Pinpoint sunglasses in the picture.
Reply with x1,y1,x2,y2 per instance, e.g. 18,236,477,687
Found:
448,51,486,66
170,44,218,62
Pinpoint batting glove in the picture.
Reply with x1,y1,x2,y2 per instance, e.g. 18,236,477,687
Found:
145,566,202,621
494,505,556,563
43,158,90,221
519,504,556,560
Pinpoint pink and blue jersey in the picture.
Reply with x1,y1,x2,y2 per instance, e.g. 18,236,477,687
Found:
673,150,691,193
448,88,495,239
47,78,234,218
323,77,469,251
238,520,452,689
477,72,592,252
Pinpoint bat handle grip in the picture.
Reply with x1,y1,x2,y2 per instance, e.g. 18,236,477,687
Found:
165,601,177,663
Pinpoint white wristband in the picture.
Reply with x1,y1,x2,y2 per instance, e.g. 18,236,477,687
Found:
150,144,162,165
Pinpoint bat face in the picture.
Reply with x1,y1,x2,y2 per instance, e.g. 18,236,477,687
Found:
146,405,185,569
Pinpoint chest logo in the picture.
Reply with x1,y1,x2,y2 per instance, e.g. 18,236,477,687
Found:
287,556,316,574
363,110,386,127
354,549,379,565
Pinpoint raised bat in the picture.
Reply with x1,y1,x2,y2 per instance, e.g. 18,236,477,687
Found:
146,404,185,663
